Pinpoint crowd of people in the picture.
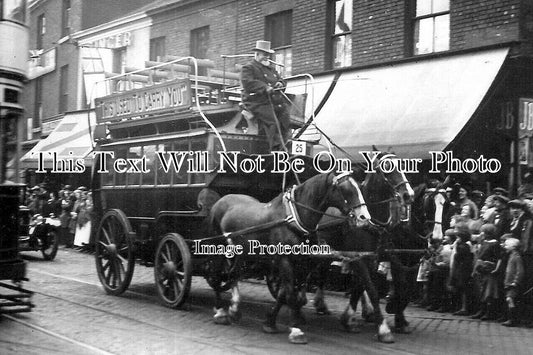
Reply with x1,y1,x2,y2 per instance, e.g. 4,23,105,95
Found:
416,178,533,327
25,183,93,250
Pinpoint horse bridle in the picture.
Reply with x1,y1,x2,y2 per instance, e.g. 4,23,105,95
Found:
283,172,367,234
368,154,412,225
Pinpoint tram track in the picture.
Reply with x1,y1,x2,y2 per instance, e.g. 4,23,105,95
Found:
31,268,474,325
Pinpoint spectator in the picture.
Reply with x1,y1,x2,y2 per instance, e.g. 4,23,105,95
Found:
427,230,455,312
471,227,504,320
74,188,93,248
508,199,533,242
450,224,474,315
518,170,533,199
59,185,76,248
492,195,511,239
500,237,524,327
457,185,479,219
42,191,61,217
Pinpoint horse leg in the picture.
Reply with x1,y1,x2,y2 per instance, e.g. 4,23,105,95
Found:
390,257,414,334
340,283,363,333
358,258,394,343
213,287,231,325
228,282,242,322
361,290,376,323
313,262,331,315
281,257,308,344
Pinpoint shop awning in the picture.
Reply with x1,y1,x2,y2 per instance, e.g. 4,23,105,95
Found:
288,47,509,160
20,111,96,169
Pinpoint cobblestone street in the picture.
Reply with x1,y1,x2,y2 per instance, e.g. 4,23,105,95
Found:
1,247,532,355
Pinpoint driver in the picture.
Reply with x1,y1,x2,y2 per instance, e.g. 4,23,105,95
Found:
240,40,290,152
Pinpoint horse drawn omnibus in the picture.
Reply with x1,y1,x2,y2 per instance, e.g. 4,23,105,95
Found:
90,56,323,308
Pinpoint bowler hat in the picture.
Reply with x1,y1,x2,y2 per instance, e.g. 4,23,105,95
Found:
63,185,72,191
253,40,275,54
78,186,87,191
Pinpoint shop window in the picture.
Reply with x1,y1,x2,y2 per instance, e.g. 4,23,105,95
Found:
101,150,114,186
150,37,166,62
2,0,26,24
412,0,450,55
61,0,70,37
190,26,209,76
36,13,45,49
59,65,68,113
265,10,292,76
327,0,352,69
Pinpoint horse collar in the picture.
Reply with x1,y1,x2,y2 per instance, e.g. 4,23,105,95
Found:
283,186,311,235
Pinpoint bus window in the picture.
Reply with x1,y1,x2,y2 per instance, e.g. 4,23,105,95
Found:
157,143,172,185
174,140,189,185
126,146,142,186
190,139,207,184
115,147,127,186
142,145,156,185
101,150,114,186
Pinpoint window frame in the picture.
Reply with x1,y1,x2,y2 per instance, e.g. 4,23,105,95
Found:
264,10,293,76
33,76,42,130
190,26,210,76
61,0,70,37
59,64,68,113
36,13,45,49
149,36,166,62
326,0,353,70
411,0,450,56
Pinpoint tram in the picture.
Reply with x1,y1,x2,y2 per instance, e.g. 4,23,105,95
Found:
91,56,315,307
0,0,34,314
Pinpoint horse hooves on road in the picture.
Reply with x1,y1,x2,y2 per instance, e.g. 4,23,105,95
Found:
229,310,242,322
314,306,331,315
288,328,308,344
213,315,231,325
376,333,395,343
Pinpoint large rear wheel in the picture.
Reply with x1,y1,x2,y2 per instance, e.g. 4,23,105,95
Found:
154,233,192,308
95,209,135,295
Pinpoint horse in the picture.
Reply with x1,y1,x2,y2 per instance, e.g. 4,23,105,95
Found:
208,171,371,344
311,152,415,342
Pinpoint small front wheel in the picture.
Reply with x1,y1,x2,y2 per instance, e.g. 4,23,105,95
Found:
154,233,192,308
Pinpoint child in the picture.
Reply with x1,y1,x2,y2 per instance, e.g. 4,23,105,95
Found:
471,226,504,320
501,237,524,326
450,224,474,315
427,230,455,312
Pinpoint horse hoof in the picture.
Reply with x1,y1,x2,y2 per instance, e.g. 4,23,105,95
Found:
377,332,395,343
393,326,413,334
262,324,280,334
214,315,231,325
288,329,308,344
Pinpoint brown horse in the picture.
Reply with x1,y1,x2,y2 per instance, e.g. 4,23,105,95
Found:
208,171,371,344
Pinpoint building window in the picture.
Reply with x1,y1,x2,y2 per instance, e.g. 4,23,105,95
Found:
265,10,292,76
59,65,68,113
328,0,352,69
190,26,209,76
113,47,126,74
61,0,71,37
413,0,450,55
33,77,42,130
150,36,166,62
2,0,26,24
36,13,45,49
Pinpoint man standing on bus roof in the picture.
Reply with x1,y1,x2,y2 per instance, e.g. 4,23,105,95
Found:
240,40,291,152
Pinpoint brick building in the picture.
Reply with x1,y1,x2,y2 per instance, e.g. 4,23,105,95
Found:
21,0,533,192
